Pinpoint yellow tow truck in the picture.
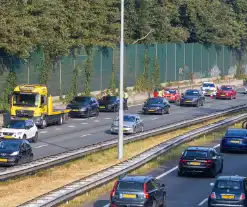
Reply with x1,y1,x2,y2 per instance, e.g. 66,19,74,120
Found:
9,84,70,129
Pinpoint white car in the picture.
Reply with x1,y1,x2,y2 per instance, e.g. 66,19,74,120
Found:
200,82,217,96
0,119,38,143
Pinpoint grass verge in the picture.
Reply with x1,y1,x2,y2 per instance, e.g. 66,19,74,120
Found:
59,122,243,207
0,114,242,207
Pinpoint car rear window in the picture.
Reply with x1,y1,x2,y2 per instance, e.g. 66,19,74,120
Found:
117,181,144,192
225,130,247,137
215,180,242,190
183,150,208,158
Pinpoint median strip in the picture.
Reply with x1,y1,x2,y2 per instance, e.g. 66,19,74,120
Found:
0,113,240,207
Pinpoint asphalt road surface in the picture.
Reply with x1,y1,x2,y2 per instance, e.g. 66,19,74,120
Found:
86,138,247,207
24,88,247,160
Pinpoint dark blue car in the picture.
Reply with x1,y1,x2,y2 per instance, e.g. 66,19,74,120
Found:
142,97,170,115
66,96,99,118
220,128,247,153
98,95,121,112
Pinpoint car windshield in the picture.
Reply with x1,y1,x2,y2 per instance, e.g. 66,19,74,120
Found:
165,89,176,94
4,121,26,129
203,83,215,87
146,98,163,105
117,181,144,192
215,180,241,190
0,141,20,151
72,97,91,104
123,115,136,122
103,96,117,101
13,92,39,107
220,86,232,90
183,150,208,158
184,90,199,96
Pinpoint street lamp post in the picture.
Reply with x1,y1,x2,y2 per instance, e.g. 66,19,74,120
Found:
118,0,124,159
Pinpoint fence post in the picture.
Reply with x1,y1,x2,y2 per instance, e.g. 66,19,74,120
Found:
175,43,177,81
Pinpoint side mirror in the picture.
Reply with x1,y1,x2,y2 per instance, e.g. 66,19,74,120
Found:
210,183,214,187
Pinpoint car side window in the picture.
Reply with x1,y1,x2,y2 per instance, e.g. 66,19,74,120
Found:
146,181,155,192
20,143,25,151
210,150,216,158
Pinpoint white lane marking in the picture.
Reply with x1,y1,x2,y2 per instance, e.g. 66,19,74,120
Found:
130,103,142,107
80,134,92,138
81,123,88,125
34,144,48,148
94,120,99,122
40,131,48,134
198,198,208,206
72,118,86,121
103,143,221,207
104,118,112,120
151,117,158,120
55,128,61,130
68,125,75,128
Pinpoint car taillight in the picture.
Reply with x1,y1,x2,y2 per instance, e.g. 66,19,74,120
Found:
210,192,216,199
110,181,118,198
240,193,245,200
144,183,150,199
179,159,186,164
206,159,213,164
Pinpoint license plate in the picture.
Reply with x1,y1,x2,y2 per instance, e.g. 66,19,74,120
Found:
208,92,211,94
100,106,105,108
4,135,12,139
72,109,78,111
148,110,155,112
123,194,136,198
186,100,191,102
231,140,240,143
190,162,200,165
221,95,225,96
221,195,234,199
0,158,7,162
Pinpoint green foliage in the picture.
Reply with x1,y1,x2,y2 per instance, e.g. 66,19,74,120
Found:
134,50,151,92
109,63,116,95
151,56,160,87
234,64,244,79
84,47,93,96
0,71,17,111
39,48,52,85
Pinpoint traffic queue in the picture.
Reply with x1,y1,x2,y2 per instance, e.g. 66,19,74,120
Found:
0,82,239,169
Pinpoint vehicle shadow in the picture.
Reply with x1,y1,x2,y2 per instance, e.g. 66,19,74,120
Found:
93,200,109,207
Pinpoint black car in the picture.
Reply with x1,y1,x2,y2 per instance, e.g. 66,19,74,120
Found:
178,146,223,177
0,139,33,166
180,89,205,107
208,176,247,207
142,97,170,115
98,95,121,112
66,96,99,118
220,128,247,153
110,175,166,207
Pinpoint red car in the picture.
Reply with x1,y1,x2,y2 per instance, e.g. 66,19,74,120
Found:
216,85,236,99
163,88,180,102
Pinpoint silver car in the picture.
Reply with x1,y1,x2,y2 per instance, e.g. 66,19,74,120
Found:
110,114,144,134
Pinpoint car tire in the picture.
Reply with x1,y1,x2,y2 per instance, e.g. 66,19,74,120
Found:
40,118,47,129
219,162,223,173
32,132,38,143
57,115,64,125
23,134,27,140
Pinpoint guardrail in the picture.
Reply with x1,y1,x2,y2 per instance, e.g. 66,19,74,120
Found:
18,111,247,207
0,104,247,182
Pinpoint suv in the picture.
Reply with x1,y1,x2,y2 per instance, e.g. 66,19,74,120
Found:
208,176,247,207
110,175,166,207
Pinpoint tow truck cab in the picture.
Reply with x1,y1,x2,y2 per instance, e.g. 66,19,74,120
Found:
9,84,70,128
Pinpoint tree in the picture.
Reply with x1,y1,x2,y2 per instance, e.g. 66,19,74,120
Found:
151,56,160,87
109,63,116,95
84,47,93,96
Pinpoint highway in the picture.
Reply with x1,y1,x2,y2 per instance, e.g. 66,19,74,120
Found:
84,139,247,207
26,89,247,160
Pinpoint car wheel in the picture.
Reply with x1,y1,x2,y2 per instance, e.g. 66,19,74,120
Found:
32,132,38,143
23,134,27,140
57,115,64,125
40,118,47,129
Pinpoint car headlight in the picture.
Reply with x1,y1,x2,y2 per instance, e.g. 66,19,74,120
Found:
79,107,87,111
10,151,19,156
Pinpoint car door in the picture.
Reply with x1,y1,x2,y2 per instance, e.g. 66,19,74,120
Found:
151,179,163,205
24,121,32,139
29,120,36,138
135,116,141,132
146,180,156,205
90,98,96,114
24,141,32,161
19,143,27,163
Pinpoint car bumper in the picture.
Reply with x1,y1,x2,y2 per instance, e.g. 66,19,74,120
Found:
111,127,134,134
0,157,17,166
221,144,247,152
209,198,245,207
99,106,115,111
110,201,146,207
178,165,212,174
180,100,198,105
202,91,216,96
216,95,231,99
143,109,163,114
69,110,88,117
164,97,177,102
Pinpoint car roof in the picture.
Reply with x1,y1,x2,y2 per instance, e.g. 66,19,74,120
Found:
186,146,211,151
119,175,152,183
115,114,139,119
0,139,25,143
202,82,214,84
185,89,199,92
226,128,247,136
216,176,246,181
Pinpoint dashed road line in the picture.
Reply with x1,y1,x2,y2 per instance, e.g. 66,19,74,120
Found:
81,123,88,125
151,117,158,120
104,117,112,120
94,120,99,122
68,125,75,128
55,128,61,130
80,134,92,138
34,144,48,149
40,131,48,134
